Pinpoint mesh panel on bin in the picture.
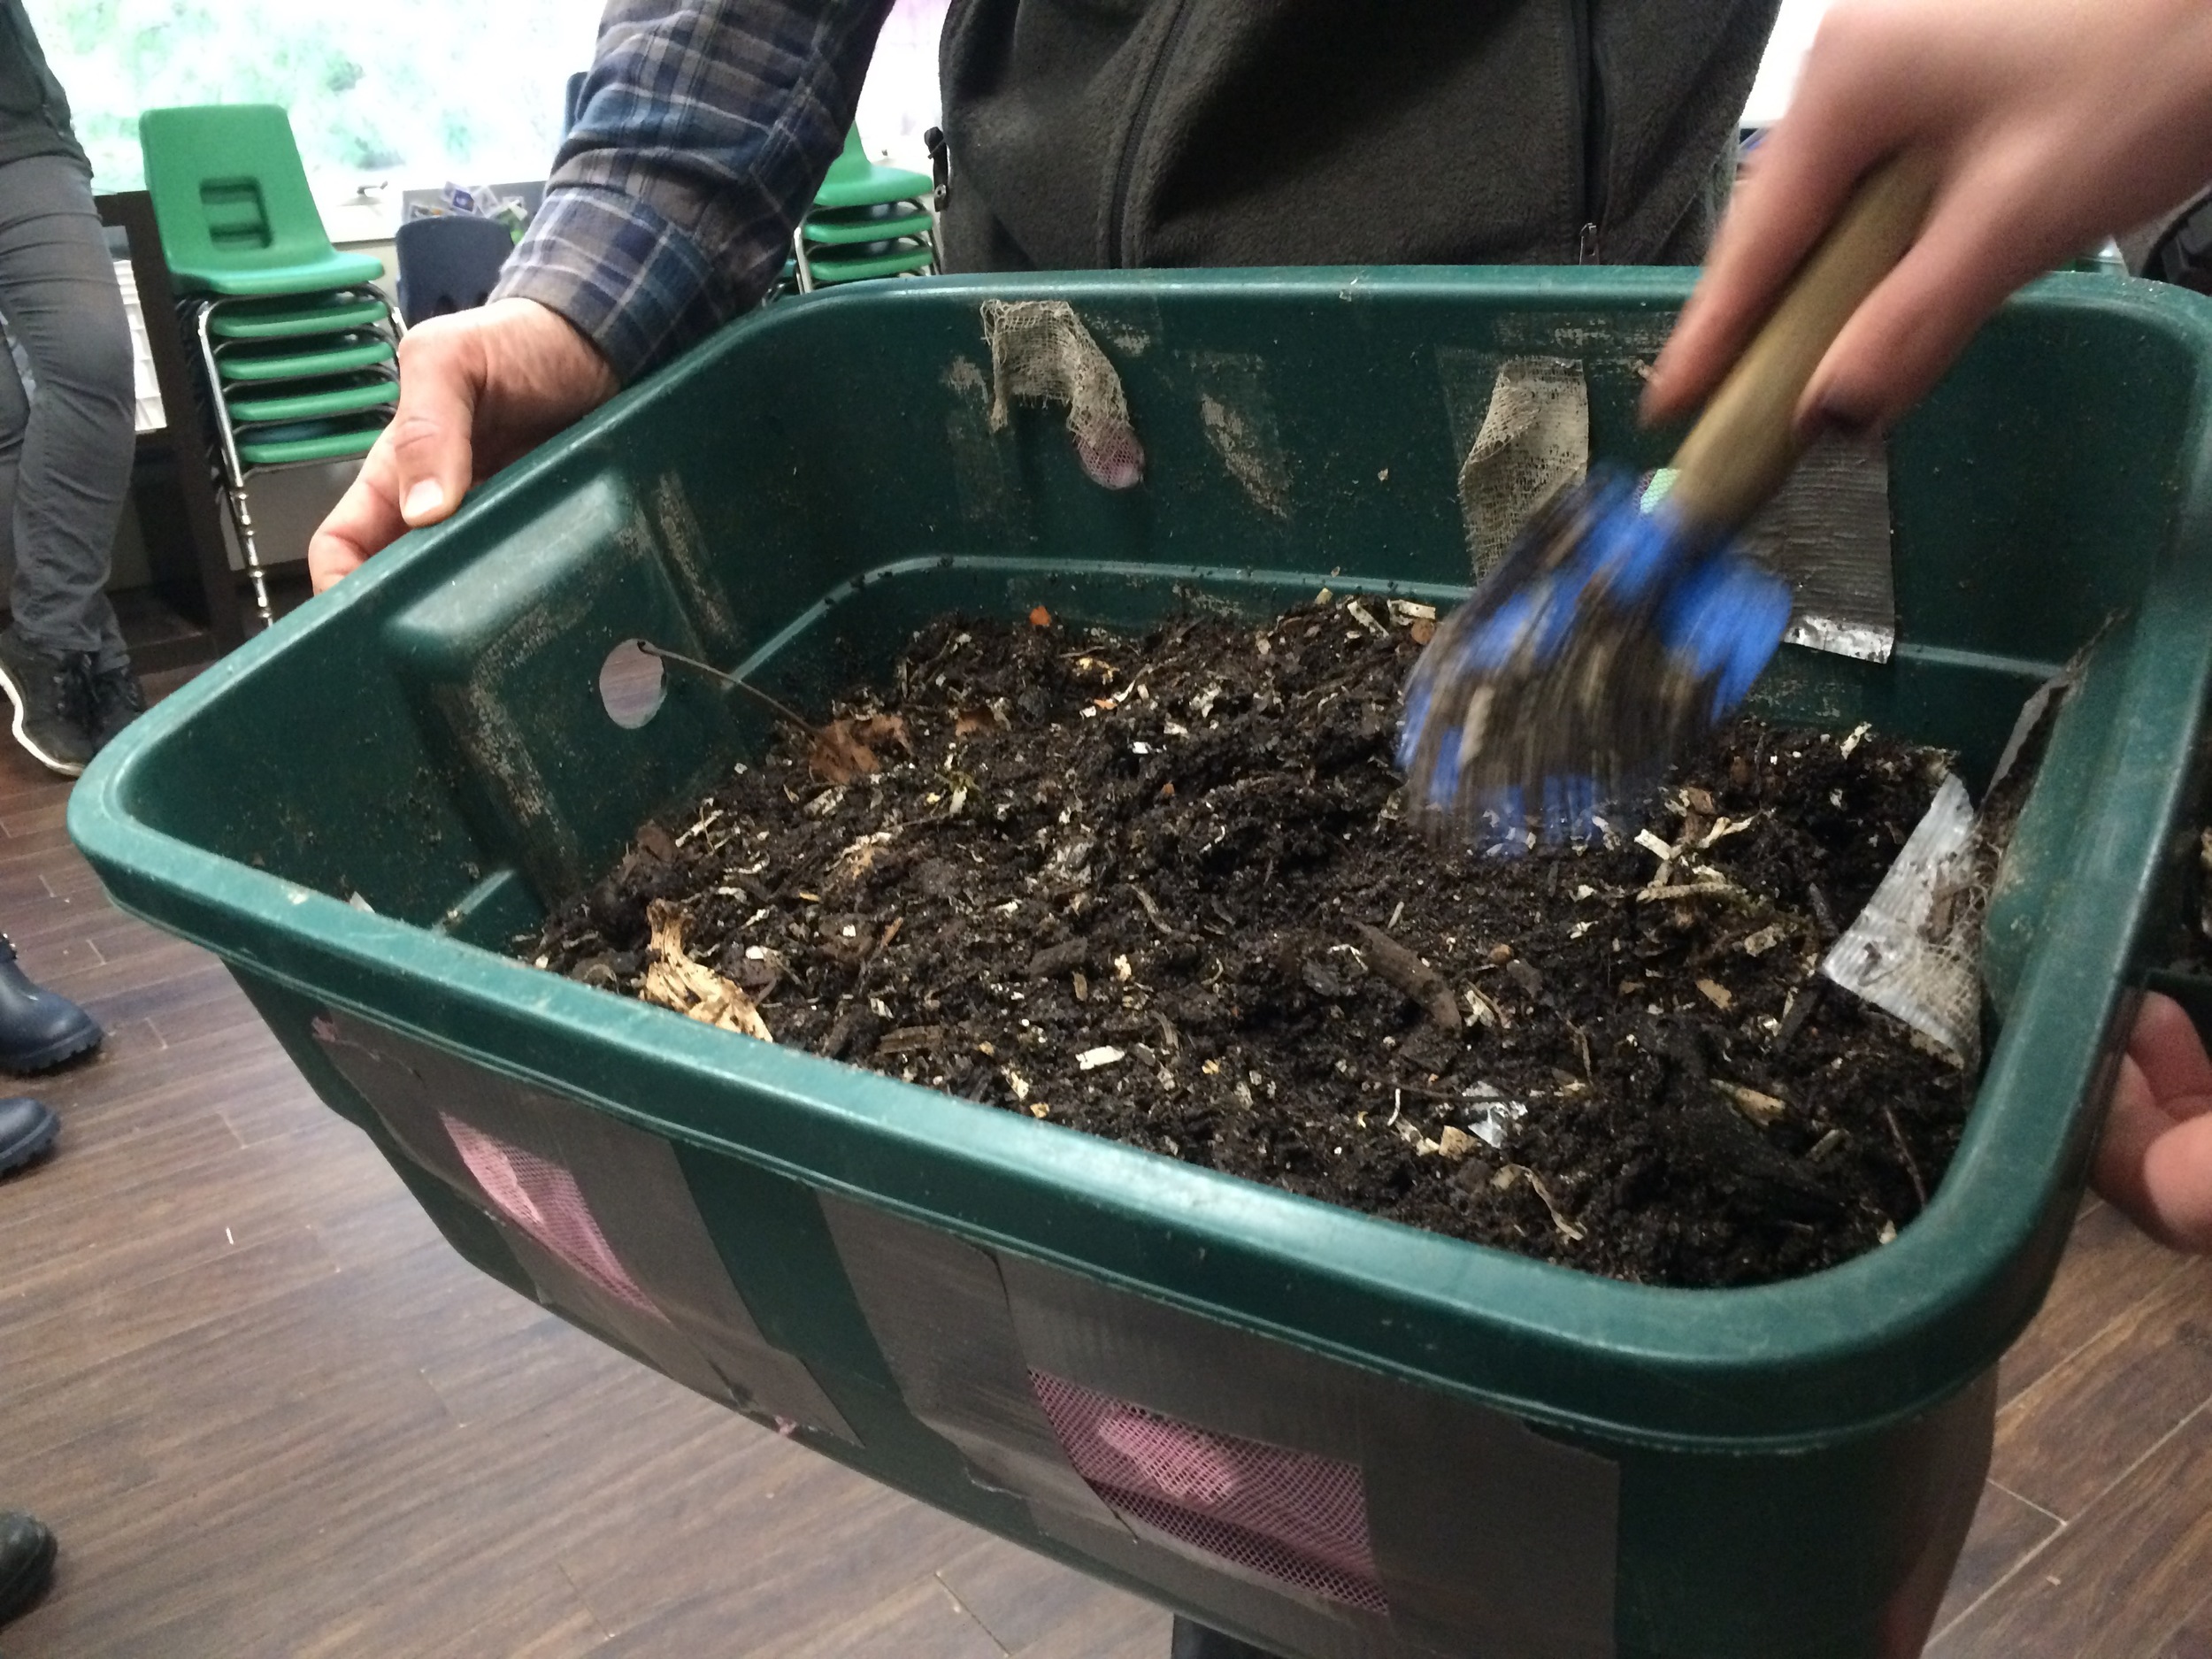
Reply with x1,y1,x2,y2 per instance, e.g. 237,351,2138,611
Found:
442,1113,662,1317
1029,1369,1387,1615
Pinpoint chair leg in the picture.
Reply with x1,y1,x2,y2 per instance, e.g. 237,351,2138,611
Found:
191,302,276,631
223,480,275,630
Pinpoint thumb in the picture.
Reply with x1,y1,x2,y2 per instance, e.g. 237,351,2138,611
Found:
385,321,489,528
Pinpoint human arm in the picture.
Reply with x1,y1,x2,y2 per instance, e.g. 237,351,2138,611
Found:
1641,0,2212,437
309,0,893,591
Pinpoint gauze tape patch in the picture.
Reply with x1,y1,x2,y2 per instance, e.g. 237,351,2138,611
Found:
1459,356,1589,579
981,299,1145,489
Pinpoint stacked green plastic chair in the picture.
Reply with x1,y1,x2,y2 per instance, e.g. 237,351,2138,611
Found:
139,104,401,627
790,127,938,293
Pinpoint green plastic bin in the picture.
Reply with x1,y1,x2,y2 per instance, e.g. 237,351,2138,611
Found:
69,270,2212,1659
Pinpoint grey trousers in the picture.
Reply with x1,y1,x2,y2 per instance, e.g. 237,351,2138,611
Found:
0,152,133,671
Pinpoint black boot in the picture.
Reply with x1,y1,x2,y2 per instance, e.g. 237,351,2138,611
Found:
0,1510,55,1625
0,938,100,1072
1171,1618,1288,1659
0,1096,55,1174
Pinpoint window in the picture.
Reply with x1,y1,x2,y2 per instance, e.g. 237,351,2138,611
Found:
29,0,609,195
32,0,947,199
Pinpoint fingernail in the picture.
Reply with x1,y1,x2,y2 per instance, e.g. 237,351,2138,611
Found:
401,480,445,522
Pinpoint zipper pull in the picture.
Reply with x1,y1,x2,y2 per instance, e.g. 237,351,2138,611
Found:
1578,222,1602,265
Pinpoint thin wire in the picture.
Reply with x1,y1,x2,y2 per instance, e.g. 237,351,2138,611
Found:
637,641,818,732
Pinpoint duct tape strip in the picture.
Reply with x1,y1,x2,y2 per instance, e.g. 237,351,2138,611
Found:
1741,430,1897,664
823,1194,1617,1659
315,1011,855,1442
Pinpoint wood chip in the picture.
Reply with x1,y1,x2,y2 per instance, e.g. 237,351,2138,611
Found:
1435,1125,1479,1160
875,1025,946,1056
1637,876,1751,904
1741,923,1788,956
641,901,772,1041
1695,978,1733,1011
1345,599,1389,637
1077,1046,1125,1071
1353,922,1461,1028
1716,1079,1786,1125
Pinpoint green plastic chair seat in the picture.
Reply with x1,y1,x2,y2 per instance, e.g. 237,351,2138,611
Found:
811,126,933,212
218,334,395,383
140,104,388,297
806,241,935,285
227,373,397,426
234,415,386,467
802,204,932,246
179,250,385,298
210,292,390,340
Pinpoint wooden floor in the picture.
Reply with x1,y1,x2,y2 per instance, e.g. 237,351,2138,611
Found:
2,671,2209,1657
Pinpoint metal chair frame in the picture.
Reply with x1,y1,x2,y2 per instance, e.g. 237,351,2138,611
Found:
186,288,402,627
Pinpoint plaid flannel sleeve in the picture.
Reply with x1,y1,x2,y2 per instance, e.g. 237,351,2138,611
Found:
492,0,895,384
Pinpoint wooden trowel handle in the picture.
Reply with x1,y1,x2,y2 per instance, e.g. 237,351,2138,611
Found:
1665,153,1939,533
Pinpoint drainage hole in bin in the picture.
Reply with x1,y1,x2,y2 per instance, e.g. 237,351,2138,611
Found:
599,640,665,728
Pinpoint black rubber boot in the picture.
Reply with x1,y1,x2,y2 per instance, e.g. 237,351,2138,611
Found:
0,1510,56,1625
0,938,100,1073
1171,1617,1287,1659
0,1096,55,1174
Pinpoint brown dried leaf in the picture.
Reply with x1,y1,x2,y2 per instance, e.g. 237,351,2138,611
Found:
808,714,912,785
641,900,772,1041
955,706,996,737
635,820,678,862
1408,618,1436,647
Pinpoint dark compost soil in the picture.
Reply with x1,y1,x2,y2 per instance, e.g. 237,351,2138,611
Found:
524,599,1973,1289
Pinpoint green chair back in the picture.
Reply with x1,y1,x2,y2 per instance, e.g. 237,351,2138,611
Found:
811,126,933,212
139,104,385,296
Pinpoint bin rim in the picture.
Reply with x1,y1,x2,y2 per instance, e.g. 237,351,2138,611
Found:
71,265,2212,1449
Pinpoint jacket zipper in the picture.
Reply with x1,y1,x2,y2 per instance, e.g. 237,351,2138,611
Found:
1570,0,1610,262
1107,0,1197,268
